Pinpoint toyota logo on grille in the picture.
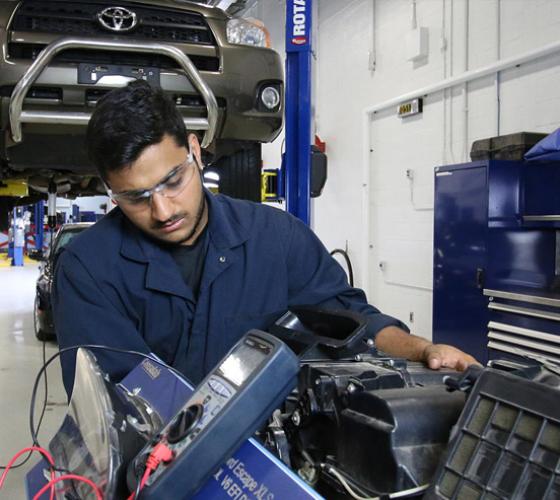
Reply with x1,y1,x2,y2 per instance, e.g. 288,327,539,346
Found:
97,6,138,32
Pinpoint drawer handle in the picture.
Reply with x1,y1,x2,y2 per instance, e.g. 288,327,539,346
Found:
523,215,560,222
483,289,560,308
488,302,560,322
488,321,560,345
487,340,560,365
488,331,560,356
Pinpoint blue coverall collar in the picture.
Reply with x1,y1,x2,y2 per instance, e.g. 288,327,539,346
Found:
119,190,250,263
204,190,251,250
117,190,250,299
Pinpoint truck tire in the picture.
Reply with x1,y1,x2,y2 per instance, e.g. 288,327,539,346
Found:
213,144,262,202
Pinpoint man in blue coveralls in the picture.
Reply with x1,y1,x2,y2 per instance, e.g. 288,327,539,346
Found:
53,80,477,397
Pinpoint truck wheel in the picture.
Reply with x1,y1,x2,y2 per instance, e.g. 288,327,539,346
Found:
212,144,262,202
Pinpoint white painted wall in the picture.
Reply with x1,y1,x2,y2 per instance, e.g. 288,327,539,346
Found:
255,0,560,340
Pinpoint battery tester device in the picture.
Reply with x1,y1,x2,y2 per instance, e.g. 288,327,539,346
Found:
132,329,300,499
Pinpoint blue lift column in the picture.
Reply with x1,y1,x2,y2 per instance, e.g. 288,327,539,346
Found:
72,203,80,223
34,201,44,254
285,0,312,225
11,207,24,266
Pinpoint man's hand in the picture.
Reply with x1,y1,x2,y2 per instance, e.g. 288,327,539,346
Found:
421,343,480,371
375,326,479,372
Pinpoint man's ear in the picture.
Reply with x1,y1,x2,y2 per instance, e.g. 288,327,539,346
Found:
187,133,203,170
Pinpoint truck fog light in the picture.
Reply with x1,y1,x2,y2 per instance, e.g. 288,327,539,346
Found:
260,86,280,110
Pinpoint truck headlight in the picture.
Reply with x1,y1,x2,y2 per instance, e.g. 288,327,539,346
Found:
227,18,270,48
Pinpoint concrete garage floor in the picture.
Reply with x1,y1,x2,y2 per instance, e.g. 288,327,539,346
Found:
0,263,67,498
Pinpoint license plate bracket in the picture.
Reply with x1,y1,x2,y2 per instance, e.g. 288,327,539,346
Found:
78,63,160,85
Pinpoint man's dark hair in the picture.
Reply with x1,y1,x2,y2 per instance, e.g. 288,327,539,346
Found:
86,79,188,180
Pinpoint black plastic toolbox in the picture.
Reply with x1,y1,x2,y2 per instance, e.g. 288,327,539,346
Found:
470,132,548,161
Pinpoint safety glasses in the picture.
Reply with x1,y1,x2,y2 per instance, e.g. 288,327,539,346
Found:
107,152,197,210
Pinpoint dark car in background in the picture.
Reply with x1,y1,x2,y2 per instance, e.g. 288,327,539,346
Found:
0,0,284,228
34,222,92,340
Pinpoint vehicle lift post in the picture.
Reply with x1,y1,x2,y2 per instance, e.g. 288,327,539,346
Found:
47,180,57,230
72,203,80,223
11,207,24,266
284,0,312,225
34,201,44,254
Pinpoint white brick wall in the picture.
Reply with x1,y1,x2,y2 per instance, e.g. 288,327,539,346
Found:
257,0,560,340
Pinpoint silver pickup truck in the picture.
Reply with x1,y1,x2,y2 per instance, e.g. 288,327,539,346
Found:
0,0,283,226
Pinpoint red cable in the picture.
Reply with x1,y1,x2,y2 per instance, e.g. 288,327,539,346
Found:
139,466,153,490
125,465,155,500
126,466,153,500
126,442,174,500
32,473,103,500
0,446,55,500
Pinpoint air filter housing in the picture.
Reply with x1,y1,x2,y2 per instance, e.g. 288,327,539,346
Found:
427,367,560,499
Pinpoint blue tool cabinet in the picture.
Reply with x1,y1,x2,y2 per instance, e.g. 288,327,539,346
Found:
433,160,560,365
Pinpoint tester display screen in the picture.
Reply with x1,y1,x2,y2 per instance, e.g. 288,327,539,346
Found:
217,340,269,387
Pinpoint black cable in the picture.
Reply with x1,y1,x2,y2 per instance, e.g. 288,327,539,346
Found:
36,333,49,445
30,228,55,441
31,227,55,441
134,464,145,499
330,248,354,287
29,344,189,448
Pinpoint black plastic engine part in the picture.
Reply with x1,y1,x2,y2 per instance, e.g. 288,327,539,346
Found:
269,306,371,360
282,357,466,498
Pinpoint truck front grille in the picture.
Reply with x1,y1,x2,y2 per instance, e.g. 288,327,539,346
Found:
9,1,215,46
7,43,220,72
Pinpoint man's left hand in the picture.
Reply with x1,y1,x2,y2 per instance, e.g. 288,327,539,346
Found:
375,326,480,372
422,343,480,372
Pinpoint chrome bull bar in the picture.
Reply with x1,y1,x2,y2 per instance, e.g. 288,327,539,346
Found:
9,37,219,148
